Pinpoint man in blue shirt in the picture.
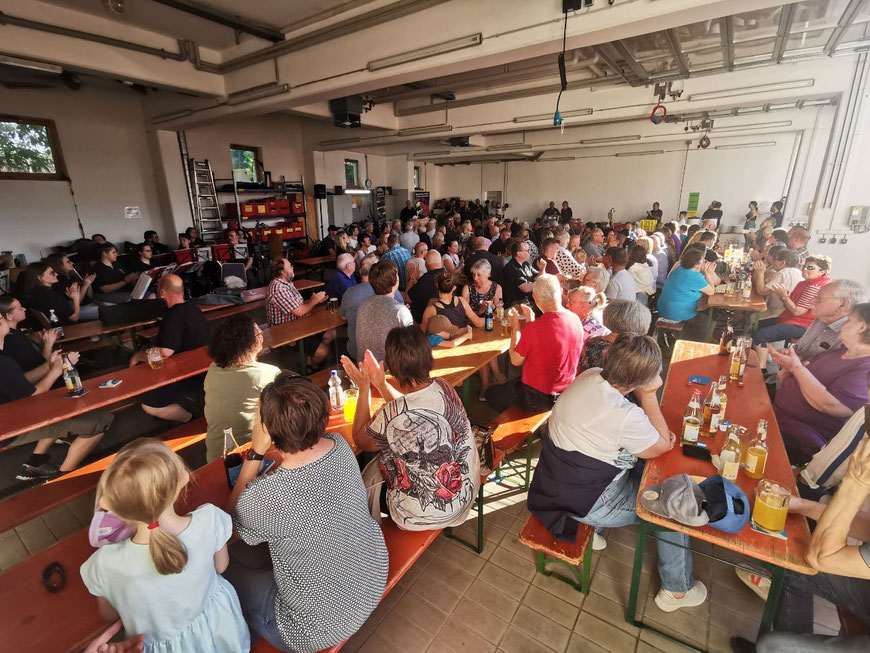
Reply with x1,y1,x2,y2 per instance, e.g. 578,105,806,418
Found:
325,253,357,301
339,254,404,358
382,234,412,290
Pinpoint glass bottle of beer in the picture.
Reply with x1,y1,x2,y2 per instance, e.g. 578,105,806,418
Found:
709,375,727,433
682,389,702,444
729,338,747,382
719,319,734,356
719,427,742,481
702,381,718,433
744,420,769,480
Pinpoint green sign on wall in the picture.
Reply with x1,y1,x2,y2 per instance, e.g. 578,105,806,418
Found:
687,192,700,218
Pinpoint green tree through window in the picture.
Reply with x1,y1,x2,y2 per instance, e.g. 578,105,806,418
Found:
231,145,260,184
0,119,62,178
344,159,359,188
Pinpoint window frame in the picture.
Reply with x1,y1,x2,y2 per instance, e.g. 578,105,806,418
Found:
344,158,360,188
414,165,421,189
230,143,263,184
0,114,68,181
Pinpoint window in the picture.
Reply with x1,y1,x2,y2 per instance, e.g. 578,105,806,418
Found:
414,166,421,189
230,144,261,184
0,115,66,180
344,159,359,188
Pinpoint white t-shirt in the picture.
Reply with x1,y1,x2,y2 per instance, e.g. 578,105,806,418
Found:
605,268,637,301
549,369,659,468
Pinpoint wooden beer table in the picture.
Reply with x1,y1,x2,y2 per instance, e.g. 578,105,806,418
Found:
705,289,768,341
261,306,346,372
293,255,336,280
626,341,814,650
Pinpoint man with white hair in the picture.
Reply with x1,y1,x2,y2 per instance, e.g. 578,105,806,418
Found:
792,280,868,361
485,274,584,412
399,219,420,252
583,266,610,294
325,252,357,301
554,230,584,278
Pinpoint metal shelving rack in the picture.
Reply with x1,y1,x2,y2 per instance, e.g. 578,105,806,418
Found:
213,172,307,231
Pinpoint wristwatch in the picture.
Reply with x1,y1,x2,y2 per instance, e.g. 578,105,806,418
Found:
244,449,265,462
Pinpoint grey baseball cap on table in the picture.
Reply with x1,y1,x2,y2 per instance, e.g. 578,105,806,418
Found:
639,474,709,527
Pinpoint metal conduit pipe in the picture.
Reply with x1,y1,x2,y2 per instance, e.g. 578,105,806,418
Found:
0,11,190,62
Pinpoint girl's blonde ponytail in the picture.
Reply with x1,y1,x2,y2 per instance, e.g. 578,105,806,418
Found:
148,526,188,575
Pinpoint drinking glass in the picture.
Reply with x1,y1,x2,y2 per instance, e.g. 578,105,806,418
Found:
146,348,163,370
752,479,790,534
343,388,359,423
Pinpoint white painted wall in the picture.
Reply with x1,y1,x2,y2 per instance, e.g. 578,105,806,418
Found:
0,85,168,260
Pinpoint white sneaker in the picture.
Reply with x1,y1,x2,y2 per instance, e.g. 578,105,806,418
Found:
592,533,607,551
735,566,771,601
654,581,708,613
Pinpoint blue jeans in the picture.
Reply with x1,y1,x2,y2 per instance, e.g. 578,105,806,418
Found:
752,322,806,347
223,542,288,652
572,469,695,593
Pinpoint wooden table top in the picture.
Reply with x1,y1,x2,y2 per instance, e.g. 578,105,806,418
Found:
637,340,815,574
294,256,336,266
1,305,343,442
708,290,767,313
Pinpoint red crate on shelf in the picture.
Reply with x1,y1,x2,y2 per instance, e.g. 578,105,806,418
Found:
260,227,273,240
291,201,304,214
241,202,257,217
276,198,290,214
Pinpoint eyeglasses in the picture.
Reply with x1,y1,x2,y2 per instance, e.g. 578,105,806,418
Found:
802,265,820,271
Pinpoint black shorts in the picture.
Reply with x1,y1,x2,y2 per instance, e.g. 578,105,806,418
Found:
141,375,204,408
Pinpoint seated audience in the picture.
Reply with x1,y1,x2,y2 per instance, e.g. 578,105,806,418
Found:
520,227,539,261
489,227,512,257
528,334,706,612
225,374,387,652
341,326,480,529
382,234,412,291
144,230,170,256
325,253,357,301
178,233,192,250
582,267,608,295
0,295,58,381
485,274,583,412
406,250,444,324
554,231,584,278
420,273,482,334
355,233,376,264
604,247,637,301
627,244,655,305
335,230,352,257
787,226,811,264
464,237,505,284
792,280,868,361
45,253,97,320
319,225,338,257
225,229,256,287
772,303,870,464
733,438,870,652
406,241,429,283
462,259,503,316
355,260,413,362
266,258,332,370
0,316,112,480
537,238,560,275
752,255,832,366
399,220,420,252
441,237,461,275
502,239,538,307
93,243,140,303
19,261,87,324
580,299,652,372
566,286,610,341
81,439,249,651
184,226,206,248
657,247,717,337
340,255,403,359
130,275,208,423
752,248,802,325
425,315,474,349
583,228,606,264
203,315,280,463
129,242,154,274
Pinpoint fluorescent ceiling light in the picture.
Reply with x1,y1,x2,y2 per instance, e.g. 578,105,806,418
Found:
615,150,664,157
152,109,193,124
688,79,814,101
514,108,593,123
397,125,453,137
413,151,451,157
0,55,62,74
715,141,776,150
767,101,798,111
367,33,482,72
486,143,528,152
580,135,641,145
538,157,576,162
737,106,766,115
226,83,290,106
712,120,792,133
799,98,835,107
319,137,361,146
344,188,371,195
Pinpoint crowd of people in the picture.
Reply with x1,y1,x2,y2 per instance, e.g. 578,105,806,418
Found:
2,196,869,653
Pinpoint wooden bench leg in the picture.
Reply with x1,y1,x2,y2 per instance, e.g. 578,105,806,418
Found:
444,476,486,554
535,542,592,594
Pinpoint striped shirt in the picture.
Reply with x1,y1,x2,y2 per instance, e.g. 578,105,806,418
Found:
795,316,847,361
801,408,866,490
777,277,831,328
382,245,412,289
266,278,303,326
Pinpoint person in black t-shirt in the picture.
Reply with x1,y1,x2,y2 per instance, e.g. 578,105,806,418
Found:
502,239,538,307
130,275,208,423
399,200,416,223
700,201,723,229
128,242,154,274
647,202,664,226
144,230,170,256
19,261,85,324
0,295,53,378
560,201,573,225
184,226,207,248
0,318,112,481
93,244,140,303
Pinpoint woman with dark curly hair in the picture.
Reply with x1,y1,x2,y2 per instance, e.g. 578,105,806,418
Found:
203,314,281,462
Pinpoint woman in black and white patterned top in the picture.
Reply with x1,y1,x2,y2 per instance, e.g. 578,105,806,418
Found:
225,374,387,653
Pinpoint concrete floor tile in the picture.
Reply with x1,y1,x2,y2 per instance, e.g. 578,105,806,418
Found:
508,518,525,535
66,491,97,525
564,633,610,653
522,585,580,630
499,626,558,653
453,597,511,644
511,605,572,652
435,615,498,653
498,530,539,563
358,632,408,653
411,572,466,613
489,508,521,531
579,593,640,637
708,605,760,643
440,540,489,573
0,529,28,571
573,612,638,653
708,625,738,653
41,504,82,540
14,517,58,556
478,561,532,599
447,527,500,560
375,610,435,653
588,572,640,607
530,569,587,609
424,555,478,594
466,577,521,621
594,554,653,593
489,546,538,582
710,580,762,619
392,592,449,635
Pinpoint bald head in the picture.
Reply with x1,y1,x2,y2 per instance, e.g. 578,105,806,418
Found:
473,237,486,251
158,274,184,304
425,249,444,271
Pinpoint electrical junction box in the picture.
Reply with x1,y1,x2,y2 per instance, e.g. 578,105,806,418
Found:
848,206,869,228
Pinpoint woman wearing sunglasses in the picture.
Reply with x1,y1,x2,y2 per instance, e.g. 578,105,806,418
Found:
752,255,832,368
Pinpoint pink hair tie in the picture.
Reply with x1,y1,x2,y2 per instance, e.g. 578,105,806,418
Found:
147,521,159,530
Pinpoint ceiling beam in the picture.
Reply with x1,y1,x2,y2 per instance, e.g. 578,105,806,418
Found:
663,29,689,76
150,0,285,43
592,45,631,85
611,40,649,82
720,16,734,71
772,4,797,63
824,0,868,55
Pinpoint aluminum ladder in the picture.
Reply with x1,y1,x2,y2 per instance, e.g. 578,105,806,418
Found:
189,159,223,243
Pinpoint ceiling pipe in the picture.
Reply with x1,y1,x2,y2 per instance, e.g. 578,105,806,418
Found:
150,0,284,43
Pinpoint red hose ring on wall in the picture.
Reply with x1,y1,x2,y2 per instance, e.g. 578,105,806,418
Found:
650,104,667,125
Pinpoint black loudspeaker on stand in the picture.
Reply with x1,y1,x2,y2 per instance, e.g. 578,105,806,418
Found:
314,184,327,199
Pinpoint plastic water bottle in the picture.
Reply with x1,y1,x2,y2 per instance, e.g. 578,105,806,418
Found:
328,370,344,412
495,299,504,323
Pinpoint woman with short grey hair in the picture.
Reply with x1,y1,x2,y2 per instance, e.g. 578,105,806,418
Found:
579,299,652,372
461,258,506,399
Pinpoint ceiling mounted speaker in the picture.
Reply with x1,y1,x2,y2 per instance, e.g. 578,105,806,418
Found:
103,0,127,15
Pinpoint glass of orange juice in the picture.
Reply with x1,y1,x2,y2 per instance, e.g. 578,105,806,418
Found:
343,388,358,423
752,479,790,534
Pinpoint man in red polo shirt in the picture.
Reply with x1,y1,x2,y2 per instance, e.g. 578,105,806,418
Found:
484,274,584,411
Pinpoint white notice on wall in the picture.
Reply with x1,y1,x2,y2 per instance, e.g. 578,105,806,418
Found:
125,206,142,220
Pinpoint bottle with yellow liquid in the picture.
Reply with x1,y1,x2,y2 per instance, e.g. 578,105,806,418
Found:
719,427,741,481
682,389,702,444
729,338,747,382
737,425,750,468
702,381,718,433
744,420,769,480
708,375,727,434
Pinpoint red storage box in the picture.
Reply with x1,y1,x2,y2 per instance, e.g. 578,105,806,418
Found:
278,198,290,213
291,201,304,214
260,227,273,239
241,202,257,217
